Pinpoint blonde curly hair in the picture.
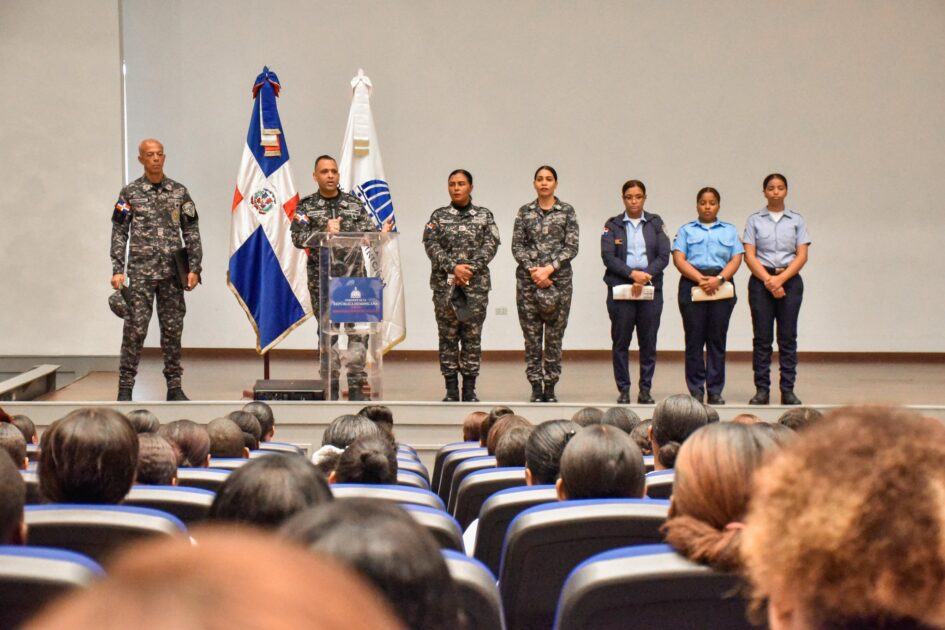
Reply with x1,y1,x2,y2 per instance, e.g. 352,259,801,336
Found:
742,406,945,629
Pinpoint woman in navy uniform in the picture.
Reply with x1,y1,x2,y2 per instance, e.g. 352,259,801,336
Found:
601,180,670,405
742,173,811,405
672,187,744,405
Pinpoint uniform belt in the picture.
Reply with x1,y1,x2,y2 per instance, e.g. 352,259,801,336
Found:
764,266,787,275
695,267,723,276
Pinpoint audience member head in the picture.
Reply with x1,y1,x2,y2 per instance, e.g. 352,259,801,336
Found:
486,414,531,455
743,406,945,630
462,411,487,442
126,409,160,434
158,419,210,467
281,499,458,630
0,451,26,544
227,410,262,451
0,422,28,469
480,406,514,447
11,414,38,444
135,434,178,486
649,394,709,470
322,414,382,450
331,435,398,485
777,406,824,432
207,417,248,459
571,406,604,427
39,407,138,504
751,421,797,447
557,425,646,500
495,425,532,467
661,423,775,572
525,419,580,485
209,454,331,529
26,529,405,630
731,413,762,425
703,404,720,423
630,419,653,455
601,406,641,434
243,401,275,442
358,405,394,436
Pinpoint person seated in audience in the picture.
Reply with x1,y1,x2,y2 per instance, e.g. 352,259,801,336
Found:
479,405,514,447
525,419,581,485
660,422,775,571
281,499,459,630
126,409,160,433
0,452,27,544
158,419,210,468
38,407,138,504
207,417,249,460
359,404,395,437
462,410,488,443
227,410,262,451
0,422,28,469
135,434,178,486
486,414,531,456
322,414,383,450
26,529,404,630
743,406,945,630
209,454,331,529
242,400,275,442
648,394,709,470
703,404,720,423
777,406,823,432
571,406,604,427
731,413,762,425
630,419,653,455
601,406,641,434
9,414,39,445
556,425,646,500
752,421,796,447
495,425,532,467
329,435,398,485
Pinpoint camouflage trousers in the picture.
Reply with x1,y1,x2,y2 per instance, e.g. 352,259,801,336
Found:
119,276,185,389
309,284,367,387
433,288,488,377
516,275,573,385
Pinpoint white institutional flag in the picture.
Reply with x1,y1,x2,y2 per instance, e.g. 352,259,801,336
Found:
339,69,406,352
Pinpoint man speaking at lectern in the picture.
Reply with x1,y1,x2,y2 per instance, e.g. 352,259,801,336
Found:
291,155,391,400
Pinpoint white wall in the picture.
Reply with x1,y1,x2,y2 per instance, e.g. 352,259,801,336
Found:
3,0,943,356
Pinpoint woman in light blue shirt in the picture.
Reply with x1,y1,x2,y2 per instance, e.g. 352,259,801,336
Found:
672,187,744,405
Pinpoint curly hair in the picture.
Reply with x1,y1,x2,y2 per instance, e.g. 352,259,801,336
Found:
742,406,945,628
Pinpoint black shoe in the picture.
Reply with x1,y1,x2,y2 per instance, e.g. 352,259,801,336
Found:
117,387,132,402
637,388,655,404
707,393,725,405
529,382,544,403
442,375,459,402
781,390,802,405
542,382,558,403
348,385,366,402
688,388,705,402
617,388,631,404
749,388,770,405
461,376,479,403
166,387,189,401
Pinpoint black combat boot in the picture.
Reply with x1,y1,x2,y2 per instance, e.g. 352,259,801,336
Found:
166,387,189,401
529,381,543,403
749,388,770,405
117,386,132,402
543,382,558,403
461,376,479,403
780,390,802,405
637,388,655,404
348,384,366,401
442,375,459,402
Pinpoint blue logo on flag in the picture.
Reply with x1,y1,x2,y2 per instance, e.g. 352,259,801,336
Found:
353,179,395,228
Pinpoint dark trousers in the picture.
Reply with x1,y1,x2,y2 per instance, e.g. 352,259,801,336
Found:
748,274,803,391
678,277,736,396
119,276,185,389
607,288,663,392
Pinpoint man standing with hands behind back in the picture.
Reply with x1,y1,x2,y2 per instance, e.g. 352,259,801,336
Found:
111,139,202,402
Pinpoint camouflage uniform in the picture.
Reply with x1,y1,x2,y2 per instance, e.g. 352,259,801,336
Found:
422,203,500,377
290,191,377,387
511,199,580,386
111,176,202,389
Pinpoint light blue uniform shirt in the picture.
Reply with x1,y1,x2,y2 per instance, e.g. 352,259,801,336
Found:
742,208,811,268
672,220,744,269
623,214,649,269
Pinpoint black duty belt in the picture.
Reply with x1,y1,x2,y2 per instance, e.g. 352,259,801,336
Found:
764,266,787,275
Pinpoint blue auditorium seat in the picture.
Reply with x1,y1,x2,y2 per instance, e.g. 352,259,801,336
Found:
644,469,675,499
473,484,559,575
123,485,216,524
330,483,446,511
402,504,464,552
452,467,527,530
443,549,506,630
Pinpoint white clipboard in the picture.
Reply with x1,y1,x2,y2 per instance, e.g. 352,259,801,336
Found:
691,281,734,302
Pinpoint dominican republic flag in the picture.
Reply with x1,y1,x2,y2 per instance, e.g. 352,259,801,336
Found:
228,67,311,353
339,69,406,352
